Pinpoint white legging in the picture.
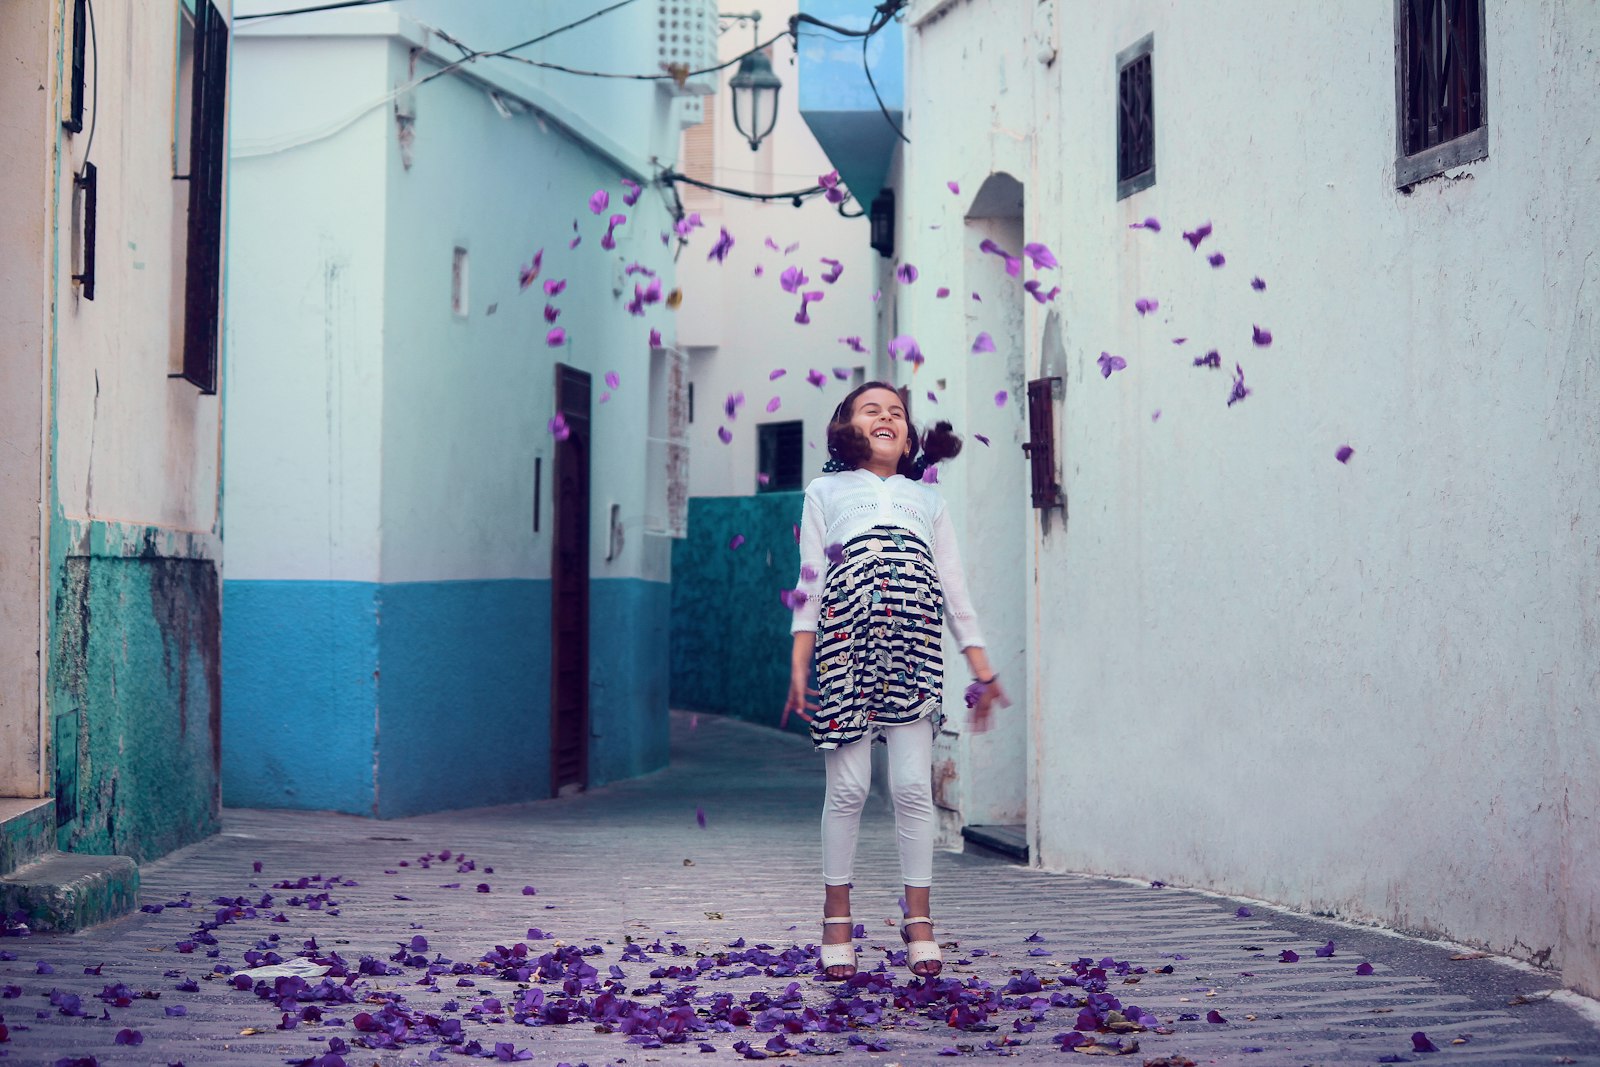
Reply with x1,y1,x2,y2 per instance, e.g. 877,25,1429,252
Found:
821,718,935,888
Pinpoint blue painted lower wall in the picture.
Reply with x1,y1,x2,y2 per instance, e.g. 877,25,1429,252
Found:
222,576,668,817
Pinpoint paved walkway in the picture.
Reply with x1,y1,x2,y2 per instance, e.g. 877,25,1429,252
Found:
1,712,1596,1066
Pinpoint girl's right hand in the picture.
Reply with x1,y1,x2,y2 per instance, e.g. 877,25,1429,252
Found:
784,671,821,725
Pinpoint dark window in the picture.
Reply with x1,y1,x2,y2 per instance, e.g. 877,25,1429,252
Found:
173,0,228,394
757,420,803,493
1394,0,1487,187
1116,34,1154,200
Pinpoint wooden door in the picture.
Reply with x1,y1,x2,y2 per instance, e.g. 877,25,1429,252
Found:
550,364,591,796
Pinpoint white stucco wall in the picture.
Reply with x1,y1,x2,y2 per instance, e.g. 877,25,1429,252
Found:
676,0,880,499
899,0,1599,997
51,2,225,534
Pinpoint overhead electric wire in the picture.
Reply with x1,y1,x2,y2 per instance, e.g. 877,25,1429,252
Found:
237,0,395,21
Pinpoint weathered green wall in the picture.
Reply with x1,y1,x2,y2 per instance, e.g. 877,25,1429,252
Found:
49,546,221,863
670,493,809,739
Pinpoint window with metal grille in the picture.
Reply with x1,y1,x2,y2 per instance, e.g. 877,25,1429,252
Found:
173,0,228,394
757,420,803,493
1115,34,1154,201
1394,0,1487,187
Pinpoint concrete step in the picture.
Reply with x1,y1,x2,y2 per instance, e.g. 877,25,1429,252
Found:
0,849,140,932
0,796,55,877
961,822,1029,864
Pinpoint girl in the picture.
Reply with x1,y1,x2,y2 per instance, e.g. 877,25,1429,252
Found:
783,382,1007,981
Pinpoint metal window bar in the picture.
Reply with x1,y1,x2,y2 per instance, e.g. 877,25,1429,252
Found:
64,0,87,133
72,162,96,301
1117,55,1154,181
177,0,228,394
758,421,803,492
1401,0,1483,155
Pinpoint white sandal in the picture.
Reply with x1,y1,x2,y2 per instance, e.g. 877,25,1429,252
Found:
819,916,857,980
901,915,942,977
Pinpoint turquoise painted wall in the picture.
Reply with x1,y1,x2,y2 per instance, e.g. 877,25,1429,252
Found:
49,551,222,864
223,576,668,816
670,493,810,740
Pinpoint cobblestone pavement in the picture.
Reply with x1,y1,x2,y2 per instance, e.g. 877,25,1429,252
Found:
1,712,1597,1067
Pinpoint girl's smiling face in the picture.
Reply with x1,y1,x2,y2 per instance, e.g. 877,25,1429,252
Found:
850,387,907,473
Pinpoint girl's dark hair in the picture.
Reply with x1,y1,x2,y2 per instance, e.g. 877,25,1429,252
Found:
825,380,963,478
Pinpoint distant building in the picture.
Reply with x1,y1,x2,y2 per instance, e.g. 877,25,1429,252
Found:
224,0,694,815
807,0,1600,1000
1,0,232,921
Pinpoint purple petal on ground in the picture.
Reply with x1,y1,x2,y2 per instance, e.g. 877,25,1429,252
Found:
476,882,490,893
546,327,567,347
717,426,732,444
1206,1009,1227,1024
1356,962,1375,975
1097,352,1127,378
589,189,610,214
1236,906,1253,917
824,542,846,564
1252,276,1267,291
766,396,781,413
1252,324,1273,346
1412,1032,1440,1053
165,1004,187,1016
544,278,566,296
1208,252,1226,267
807,369,827,388
895,262,918,284
947,180,960,194
1279,949,1300,963
1183,220,1213,249
115,1027,144,1045
605,371,620,389
696,806,707,828
994,390,1008,408
649,328,662,347
971,332,995,354
936,286,950,298
974,434,990,446
1023,242,1058,270
1315,940,1336,957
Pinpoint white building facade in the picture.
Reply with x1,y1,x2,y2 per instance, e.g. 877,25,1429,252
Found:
810,0,1600,999
225,0,691,814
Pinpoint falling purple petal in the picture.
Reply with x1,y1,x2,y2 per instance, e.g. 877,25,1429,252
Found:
547,414,570,441
925,390,937,404
1151,408,1161,422
724,391,745,419
806,369,826,388
780,265,809,293
545,327,566,347
1208,251,1226,268
832,367,849,379
800,564,817,582
708,226,735,263
936,286,950,298
766,396,781,413
621,177,642,205
783,240,799,254
779,588,809,611
971,291,982,302
1172,337,1188,344
1097,351,1127,378
769,368,787,380
1252,324,1273,346
1182,220,1213,249
1228,362,1252,406
649,328,662,346
838,335,868,354
1128,215,1161,231
717,426,732,444
971,332,995,354
757,472,770,485
819,257,843,284
994,390,1008,408
895,262,918,284
1336,445,1354,464
887,334,923,367
543,304,560,324
695,806,707,828
921,465,939,484
544,278,566,296
1023,242,1058,270
947,180,960,194
1134,297,1159,316
604,371,620,390
974,433,990,447
1194,349,1221,369
518,249,543,290
1412,1032,1440,1053
764,236,780,250
824,542,845,564
588,188,610,214
569,235,581,249
1251,276,1267,291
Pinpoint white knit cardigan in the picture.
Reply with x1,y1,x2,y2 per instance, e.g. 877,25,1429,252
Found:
789,468,986,649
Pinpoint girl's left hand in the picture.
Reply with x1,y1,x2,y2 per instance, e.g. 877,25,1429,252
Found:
966,678,1008,734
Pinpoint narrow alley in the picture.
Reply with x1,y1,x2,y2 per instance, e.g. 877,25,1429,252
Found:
2,712,1596,1066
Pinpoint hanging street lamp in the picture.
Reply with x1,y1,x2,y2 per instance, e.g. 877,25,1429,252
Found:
723,11,782,151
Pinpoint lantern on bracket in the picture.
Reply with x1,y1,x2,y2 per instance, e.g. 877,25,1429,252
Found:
723,11,782,151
